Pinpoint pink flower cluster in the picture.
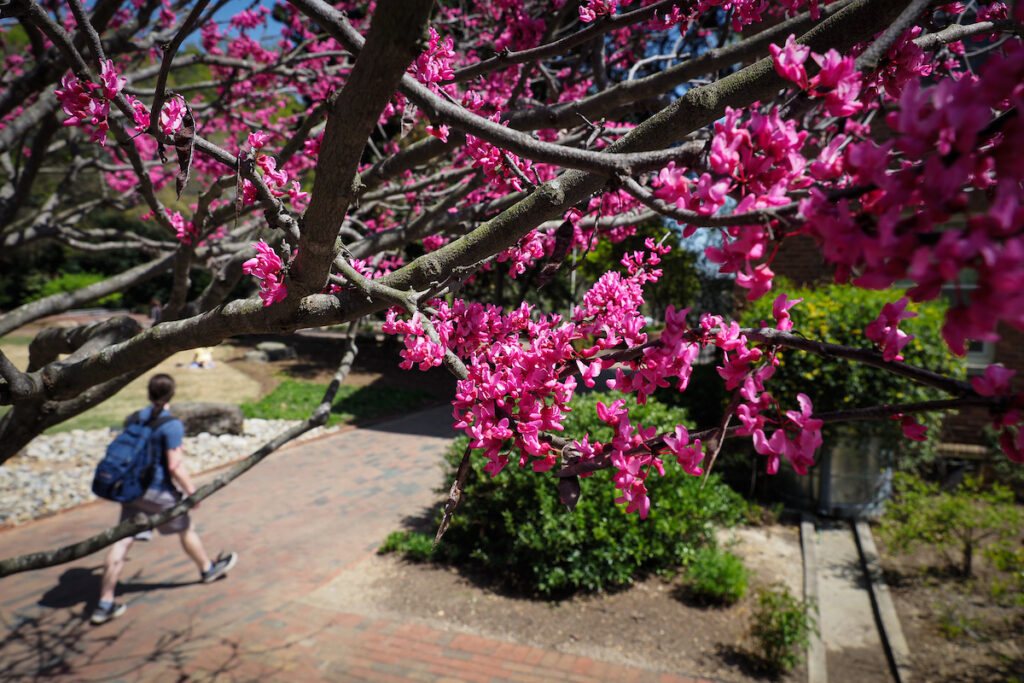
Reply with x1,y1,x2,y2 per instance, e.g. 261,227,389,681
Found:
657,105,812,301
579,0,622,22
465,114,533,192
770,35,863,116
384,242,824,516
711,296,822,476
797,42,1024,359
159,96,186,135
165,209,198,245
595,398,664,518
383,245,661,485
413,27,455,92
653,163,731,218
864,297,917,362
750,394,823,475
970,365,1024,463
242,240,288,306
54,60,126,146
240,131,309,211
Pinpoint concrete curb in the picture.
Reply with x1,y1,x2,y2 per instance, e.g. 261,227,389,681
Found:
800,514,828,683
853,520,913,683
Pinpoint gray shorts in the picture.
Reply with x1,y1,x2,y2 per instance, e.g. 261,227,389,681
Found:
120,488,191,539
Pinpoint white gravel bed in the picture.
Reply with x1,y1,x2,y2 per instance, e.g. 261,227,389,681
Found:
0,419,339,527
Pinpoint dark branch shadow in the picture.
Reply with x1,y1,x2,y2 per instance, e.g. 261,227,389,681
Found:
0,595,321,681
714,643,787,681
37,566,195,611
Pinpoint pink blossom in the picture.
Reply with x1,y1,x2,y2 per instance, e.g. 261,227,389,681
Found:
413,27,455,93
663,425,705,476
98,60,126,99
736,262,775,301
247,130,271,150
165,209,197,245
772,293,802,331
864,297,917,362
426,124,449,142
242,240,288,306
159,96,186,135
1000,428,1024,464
769,35,810,89
899,415,928,441
579,0,620,22
972,365,1016,397
55,73,110,145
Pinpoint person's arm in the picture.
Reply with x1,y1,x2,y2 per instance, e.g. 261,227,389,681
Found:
166,446,198,501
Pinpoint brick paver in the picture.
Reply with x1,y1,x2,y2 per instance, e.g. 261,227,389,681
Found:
0,406,714,682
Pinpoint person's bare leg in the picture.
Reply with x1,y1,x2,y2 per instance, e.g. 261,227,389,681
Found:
179,523,212,573
99,537,135,604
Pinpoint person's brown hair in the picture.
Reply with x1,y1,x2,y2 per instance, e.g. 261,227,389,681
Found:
148,373,176,404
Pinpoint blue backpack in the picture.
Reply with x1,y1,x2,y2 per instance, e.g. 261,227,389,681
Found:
91,411,177,502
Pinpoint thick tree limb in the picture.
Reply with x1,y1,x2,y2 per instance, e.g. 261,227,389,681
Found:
292,0,434,296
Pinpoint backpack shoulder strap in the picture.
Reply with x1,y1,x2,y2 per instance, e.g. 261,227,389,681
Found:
123,410,142,428
147,415,178,430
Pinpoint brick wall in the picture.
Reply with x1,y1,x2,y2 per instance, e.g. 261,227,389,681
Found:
770,235,834,287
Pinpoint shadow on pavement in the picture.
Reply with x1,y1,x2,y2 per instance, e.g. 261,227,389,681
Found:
38,566,195,611
0,603,282,681
360,404,458,439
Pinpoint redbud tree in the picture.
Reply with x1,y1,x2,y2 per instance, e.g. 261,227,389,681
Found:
1,0,1023,573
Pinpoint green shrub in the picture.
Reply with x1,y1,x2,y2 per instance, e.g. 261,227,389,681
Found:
740,281,964,471
24,271,123,307
379,531,435,562
985,543,1024,607
880,472,1024,578
240,380,432,425
685,545,749,605
751,583,817,674
430,391,749,598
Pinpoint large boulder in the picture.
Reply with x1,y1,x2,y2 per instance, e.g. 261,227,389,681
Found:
170,402,244,436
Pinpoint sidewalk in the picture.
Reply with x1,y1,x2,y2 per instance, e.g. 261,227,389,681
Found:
0,406,709,682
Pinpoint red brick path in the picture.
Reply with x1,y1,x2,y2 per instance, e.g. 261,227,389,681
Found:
0,407,712,682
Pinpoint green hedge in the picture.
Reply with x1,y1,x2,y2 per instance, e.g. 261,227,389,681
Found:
24,271,123,307
385,391,749,598
740,281,964,468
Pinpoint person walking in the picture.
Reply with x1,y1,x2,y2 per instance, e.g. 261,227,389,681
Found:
91,373,238,625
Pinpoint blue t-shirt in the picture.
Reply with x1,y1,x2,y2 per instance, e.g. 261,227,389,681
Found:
134,405,184,492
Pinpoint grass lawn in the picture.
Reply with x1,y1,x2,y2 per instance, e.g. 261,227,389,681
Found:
240,379,433,426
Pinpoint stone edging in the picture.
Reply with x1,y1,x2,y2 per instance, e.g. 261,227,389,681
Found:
853,520,913,683
800,514,828,683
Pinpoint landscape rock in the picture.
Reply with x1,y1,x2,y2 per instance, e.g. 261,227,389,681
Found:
170,401,245,436
243,350,269,363
255,341,296,361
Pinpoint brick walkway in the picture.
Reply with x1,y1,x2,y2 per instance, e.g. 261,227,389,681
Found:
0,406,712,682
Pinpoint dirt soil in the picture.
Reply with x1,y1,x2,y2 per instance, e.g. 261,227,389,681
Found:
875,530,1024,682
316,525,808,682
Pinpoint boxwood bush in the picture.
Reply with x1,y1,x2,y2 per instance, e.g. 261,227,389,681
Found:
386,391,749,598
